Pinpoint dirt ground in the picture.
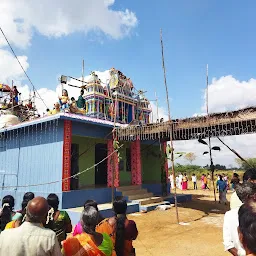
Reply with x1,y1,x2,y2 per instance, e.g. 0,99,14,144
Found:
129,188,231,256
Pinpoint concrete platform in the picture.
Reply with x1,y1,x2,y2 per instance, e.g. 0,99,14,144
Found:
65,193,192,225
66,202,139,225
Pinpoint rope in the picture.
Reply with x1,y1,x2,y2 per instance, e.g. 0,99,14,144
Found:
0,27,48,109
1,144,123,189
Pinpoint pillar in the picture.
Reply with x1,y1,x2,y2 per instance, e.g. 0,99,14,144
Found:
107,139,120,187
161,141,168,196
62,120,72,191
131,139,142,185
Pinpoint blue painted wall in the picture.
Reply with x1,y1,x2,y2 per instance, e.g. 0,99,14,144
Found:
72,121,112,139
0,119,64,209
62,187,113,208
142,183,170,196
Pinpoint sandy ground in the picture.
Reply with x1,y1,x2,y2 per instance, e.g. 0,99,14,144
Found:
128,188,232,256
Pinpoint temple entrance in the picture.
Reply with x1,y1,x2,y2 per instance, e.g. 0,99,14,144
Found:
71,143,79,190
95,143,108,186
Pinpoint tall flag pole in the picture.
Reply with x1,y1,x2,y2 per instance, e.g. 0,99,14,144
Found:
206,65,217,202
160,29,180,224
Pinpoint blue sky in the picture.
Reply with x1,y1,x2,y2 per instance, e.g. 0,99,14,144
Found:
2,0,256,118
2,0,256,165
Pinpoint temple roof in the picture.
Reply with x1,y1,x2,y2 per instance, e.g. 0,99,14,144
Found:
0,112,126,133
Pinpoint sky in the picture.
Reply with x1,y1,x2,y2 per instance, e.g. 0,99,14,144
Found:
1,0,256,166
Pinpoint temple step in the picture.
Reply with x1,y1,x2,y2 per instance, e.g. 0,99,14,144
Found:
121,189,148,196
117,185,141,192
128,192,154,200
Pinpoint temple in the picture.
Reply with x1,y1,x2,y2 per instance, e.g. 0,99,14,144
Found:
0,68,188,217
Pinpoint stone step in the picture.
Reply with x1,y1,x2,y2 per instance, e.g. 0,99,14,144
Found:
128,192,154,200
122,189,148,196
136,197,164,205
117,185,141,192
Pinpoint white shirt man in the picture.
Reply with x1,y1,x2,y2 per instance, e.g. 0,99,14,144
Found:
223,207,245,256
0,222,61,256
169,174,174,189
178,174,183,189
0,197,62,256
230,191,243,210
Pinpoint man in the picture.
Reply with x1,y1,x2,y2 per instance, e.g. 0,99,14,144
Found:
223,182,256,256
230,168,256,209
0,197,61,256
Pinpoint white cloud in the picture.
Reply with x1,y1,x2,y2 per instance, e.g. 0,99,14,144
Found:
0,50,29,83
202,75,256,113
174,134,256,168
0,0,138,49
174,75,256,167
150,101,168,122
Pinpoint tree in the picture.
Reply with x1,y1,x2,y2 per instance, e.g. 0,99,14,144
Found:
235,158,256,171
184,152,196,164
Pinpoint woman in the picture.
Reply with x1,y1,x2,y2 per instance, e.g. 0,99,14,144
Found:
96,197,138,256
73,199,104,236
17,192,35,214
5,198,29,229
0,195,22,231
216,175,227,204
62,206,113,256
201,174,205,189
238,199,256,256
182,173,188,190
45,193,72,245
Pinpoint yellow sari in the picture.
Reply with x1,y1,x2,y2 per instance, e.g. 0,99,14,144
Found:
62,233,106,256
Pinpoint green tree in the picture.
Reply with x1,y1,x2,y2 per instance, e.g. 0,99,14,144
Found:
235,158,256,171
184,152,196,165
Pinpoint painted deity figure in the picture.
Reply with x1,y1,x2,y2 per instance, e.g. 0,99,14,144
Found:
109,68,118,89
51,102,61,115
70,97,85,114
59,89,70,110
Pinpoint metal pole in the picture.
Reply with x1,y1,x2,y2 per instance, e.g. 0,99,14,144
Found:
160,29,179,224
155,91,159,121
82,59,85,87
206,64,217,202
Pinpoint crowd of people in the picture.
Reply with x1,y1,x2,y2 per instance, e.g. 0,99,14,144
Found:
169,172,241,204
0,193,138,256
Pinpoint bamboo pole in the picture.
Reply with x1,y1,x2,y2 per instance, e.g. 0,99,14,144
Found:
206,64,217,202
160,29,180,224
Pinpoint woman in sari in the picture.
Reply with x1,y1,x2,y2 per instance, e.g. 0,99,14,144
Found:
62,206,113,256
45,193,72,246
5,198,28,229
6,192,35,229
201,174,205,189
73,199,104,236
96,197,138,256
0,195,22,231
182,173,188,190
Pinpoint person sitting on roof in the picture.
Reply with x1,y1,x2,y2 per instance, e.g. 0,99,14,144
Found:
76,89,85,109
